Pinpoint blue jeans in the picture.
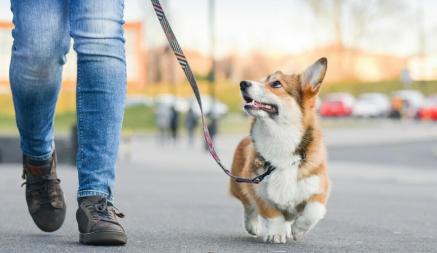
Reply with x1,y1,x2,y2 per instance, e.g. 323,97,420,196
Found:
9,0,126,202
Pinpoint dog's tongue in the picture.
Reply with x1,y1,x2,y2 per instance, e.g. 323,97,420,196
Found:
246,100,258,107
253,101,262,109
246,100,274,111
256,101,273,110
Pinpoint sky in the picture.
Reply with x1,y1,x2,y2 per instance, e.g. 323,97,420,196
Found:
1,0,437,58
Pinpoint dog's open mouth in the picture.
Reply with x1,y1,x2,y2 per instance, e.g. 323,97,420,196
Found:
243,96,278,114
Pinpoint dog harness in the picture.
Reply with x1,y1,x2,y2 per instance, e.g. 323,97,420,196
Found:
254,153,303,182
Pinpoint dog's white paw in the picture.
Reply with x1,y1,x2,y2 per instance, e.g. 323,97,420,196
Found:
245,217,261,236
285,221,293,239
291,224,307,241
264,233,286,244
262,216,287,244
291,202,326,240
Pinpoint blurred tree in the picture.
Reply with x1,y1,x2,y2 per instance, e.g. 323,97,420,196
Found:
306,0,406,80
220,56,235,80
309,0,342,47
242,53,271,79
307,0,405,49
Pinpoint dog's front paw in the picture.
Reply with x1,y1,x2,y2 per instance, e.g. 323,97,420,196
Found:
291,224,307,241
262,216,287,244
264,233,286,244
285,221,293,239
291,202,326,240
245,217,261,236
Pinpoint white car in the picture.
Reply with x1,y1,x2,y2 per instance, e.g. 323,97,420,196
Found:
352,93,390,117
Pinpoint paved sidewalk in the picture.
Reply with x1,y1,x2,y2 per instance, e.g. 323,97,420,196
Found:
0,133,436,252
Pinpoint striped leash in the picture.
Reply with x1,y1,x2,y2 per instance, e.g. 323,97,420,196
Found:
151,0,273,184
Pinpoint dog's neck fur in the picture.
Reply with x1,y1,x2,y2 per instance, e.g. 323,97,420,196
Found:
251,117,307,171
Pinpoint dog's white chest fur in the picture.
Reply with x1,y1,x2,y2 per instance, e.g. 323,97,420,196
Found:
257,169,321,211
252,119,321,212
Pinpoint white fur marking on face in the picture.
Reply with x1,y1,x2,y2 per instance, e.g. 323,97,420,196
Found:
243,80,283,118
250,95,303,165
263,216,287,244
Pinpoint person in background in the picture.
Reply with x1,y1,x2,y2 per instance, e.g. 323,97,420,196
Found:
155,104,171,144
185,107,198,145
390,97,403,119
170,105,179,141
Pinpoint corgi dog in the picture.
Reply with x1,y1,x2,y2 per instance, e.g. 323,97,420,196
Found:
230,58,330,244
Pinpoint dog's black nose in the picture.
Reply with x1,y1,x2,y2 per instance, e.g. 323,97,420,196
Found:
240,81,251,90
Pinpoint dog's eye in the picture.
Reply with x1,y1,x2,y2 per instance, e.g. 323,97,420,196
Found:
271,81,282,88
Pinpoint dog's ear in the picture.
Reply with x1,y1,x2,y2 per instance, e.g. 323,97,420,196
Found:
301,57,327,95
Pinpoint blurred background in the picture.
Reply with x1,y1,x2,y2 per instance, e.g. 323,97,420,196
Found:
1,0,437,140
0,0,436,167
0,0,436,251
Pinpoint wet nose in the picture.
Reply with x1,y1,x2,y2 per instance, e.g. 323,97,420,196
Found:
240,81,251,91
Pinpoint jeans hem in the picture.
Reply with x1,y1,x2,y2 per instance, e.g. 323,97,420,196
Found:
23,149,54,161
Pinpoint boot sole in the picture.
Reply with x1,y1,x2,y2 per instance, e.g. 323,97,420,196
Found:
79,231,127,245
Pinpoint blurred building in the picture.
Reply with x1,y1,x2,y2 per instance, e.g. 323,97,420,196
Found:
147,46,212,84
215,44,409,83
2,21,436,88
0,21,12,93
408,54,437,81
280,44,409,83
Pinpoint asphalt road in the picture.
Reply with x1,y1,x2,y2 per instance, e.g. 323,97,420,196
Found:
0,123,436,253
329,139,437,169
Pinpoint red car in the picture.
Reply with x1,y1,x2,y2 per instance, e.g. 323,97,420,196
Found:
417,95,437,121
320,93,355,117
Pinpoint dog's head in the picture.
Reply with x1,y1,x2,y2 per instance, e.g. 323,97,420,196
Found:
240,57,327,124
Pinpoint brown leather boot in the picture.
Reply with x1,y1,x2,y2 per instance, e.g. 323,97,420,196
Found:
76,196,127,245
22,151,66,232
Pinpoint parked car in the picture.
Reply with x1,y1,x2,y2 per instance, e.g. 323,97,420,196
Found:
417,95,437,121
352,93,390,118
391,89,424,118
320,93,355,117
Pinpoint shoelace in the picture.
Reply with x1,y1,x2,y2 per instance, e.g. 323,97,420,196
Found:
88,198,125,224
21,173,61,204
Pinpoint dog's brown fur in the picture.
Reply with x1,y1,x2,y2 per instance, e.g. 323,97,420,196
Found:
229,58,330,243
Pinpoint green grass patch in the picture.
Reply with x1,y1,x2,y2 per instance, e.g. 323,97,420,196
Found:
122,105,156,133
0,114,18,135
0,106,157,134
